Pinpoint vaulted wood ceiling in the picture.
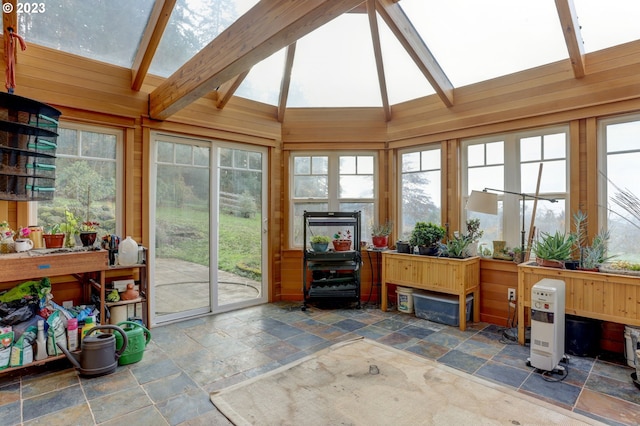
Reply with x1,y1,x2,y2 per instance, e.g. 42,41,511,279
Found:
1,0,592,122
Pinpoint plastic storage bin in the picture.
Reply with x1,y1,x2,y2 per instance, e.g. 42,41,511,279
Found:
413,290,473,326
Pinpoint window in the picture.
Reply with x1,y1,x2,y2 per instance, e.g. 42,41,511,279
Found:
291,152,376,247
462,126,569,252
600,114,640,261
398,146,442,240
34,123,122,237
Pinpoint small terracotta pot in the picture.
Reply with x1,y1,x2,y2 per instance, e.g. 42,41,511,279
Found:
43,234,65,249
332,239,351,251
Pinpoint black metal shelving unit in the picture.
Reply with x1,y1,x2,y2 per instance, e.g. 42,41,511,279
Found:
302,211,361,310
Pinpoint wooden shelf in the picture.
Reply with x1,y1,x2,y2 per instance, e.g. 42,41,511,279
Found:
381,252,480,331
517,262,640,344
0,248,148,376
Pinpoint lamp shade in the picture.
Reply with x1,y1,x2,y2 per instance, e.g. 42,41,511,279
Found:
467,190,498,215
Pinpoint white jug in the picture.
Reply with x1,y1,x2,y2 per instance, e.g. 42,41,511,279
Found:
15,238,34,252
118,236,138,266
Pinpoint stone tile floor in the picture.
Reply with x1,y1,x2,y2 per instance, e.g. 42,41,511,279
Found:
0,302,638,425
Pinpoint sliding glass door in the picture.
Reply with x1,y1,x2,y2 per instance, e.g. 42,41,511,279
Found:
150,133,267,325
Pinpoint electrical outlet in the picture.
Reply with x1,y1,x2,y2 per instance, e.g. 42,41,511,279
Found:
508,288,516,301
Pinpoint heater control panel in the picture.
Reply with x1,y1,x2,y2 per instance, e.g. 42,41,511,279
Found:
532,287,556,313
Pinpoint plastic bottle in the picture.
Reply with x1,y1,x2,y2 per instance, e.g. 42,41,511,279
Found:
118,236,138,266
81,316,95,346
67,318,78,351
35,320,47,361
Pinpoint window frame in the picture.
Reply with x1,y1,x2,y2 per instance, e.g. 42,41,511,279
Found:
289,151,378,248
396,143,443,241
28,121,124,235
598,112,640,261
461,125,570,250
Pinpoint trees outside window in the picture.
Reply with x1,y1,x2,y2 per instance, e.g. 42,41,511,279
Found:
600,115,640,262
291,153,376,247
35,124,121,239
398,147,442,241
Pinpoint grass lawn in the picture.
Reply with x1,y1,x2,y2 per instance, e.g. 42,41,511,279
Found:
156,205,262,280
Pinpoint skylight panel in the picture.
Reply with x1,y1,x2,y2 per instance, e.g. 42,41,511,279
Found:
377,14,435,105
573,0,640,53
18,0,155,68
401,0,568,87
149,0,259,77
287,13,381,108
235,49,285,106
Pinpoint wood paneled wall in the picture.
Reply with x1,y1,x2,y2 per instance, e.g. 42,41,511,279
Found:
2,37,640,326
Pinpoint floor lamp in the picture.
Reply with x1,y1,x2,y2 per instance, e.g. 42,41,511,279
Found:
467,188,557,254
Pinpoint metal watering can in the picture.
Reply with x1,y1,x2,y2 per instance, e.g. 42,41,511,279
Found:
57,324,128,377
114,321,151,365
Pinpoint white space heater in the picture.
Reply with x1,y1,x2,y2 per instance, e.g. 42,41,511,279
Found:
529,279,565,372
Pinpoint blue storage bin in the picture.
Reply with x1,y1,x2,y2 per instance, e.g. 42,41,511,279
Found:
413,290,473,326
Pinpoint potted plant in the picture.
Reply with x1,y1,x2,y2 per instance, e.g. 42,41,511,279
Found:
371,220,393,249
79,221,100,247
310,235,331,252
444,234,472,258
43,224,65,249
59,210,80,248
332,230,352,251
532,230,575,268
465,218,483,256
571,211,613,271
0,221,14,253
409,222,446,255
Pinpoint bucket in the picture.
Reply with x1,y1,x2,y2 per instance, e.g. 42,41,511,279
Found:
624,325,640,367
115,321,151,365
110,305,128,325
397,287,414,313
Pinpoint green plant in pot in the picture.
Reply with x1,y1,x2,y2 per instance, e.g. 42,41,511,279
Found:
409,222,446,255
371,220,393,249
532,230,575,268
465,218,483,256
309,235,331,252
43,224,64,249
59,210,80,248
571,210,614,271
444,234,472,258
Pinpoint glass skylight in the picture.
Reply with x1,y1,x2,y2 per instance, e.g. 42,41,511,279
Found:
149,0,259,77
235,49,285,106
287,13,381,108
573,0,640,53
18,0,155,68
400,0,568,87
378,14,435,105
15,0,640,108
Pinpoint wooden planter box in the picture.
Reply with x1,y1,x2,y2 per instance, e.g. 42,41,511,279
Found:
517,261,640,344
381,252,480,330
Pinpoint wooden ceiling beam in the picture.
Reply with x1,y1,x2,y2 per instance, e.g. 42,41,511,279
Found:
214,70,250,109
367,0,391,121
149,0,366,120
277,43,296,123
376,0,454,107
131,0,176,91
555,0,585,78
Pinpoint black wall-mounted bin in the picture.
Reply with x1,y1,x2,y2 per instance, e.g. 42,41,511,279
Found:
0,92,60,201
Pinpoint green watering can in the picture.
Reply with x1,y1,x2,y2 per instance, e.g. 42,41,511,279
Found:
114,321,151,365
